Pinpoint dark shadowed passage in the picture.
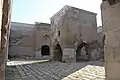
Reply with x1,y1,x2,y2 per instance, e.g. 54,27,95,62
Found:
53,44,63,61
41,45,50,55
76,43,89,62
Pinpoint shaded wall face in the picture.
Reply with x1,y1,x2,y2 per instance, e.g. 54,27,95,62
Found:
101,1,120,80
9,24,35,57
0,0,3,51
51,8,98,49
0,0,4,79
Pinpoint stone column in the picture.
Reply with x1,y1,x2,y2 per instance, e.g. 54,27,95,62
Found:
0,0,12,80
0,1,4,79
101,1,120,80
62,48,76,62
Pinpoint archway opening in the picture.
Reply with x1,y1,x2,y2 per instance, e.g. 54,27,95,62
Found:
53,44,63,61
76,43,89,62
41,45,50,56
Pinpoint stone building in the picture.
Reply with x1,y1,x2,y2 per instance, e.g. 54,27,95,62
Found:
9,5,103,62
34,22,52,59
50,5,100,62
1,0,120,80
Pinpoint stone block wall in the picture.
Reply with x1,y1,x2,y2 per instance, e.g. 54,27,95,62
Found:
9,22,35,57
34,23,52,59
101,1,120,80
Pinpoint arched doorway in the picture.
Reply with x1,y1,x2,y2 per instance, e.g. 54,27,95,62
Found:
76,43,89,62
41,45,50,56
53,44,63,61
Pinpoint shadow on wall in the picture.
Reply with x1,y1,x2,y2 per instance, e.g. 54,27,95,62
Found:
76,43,89,62
53,43,63,61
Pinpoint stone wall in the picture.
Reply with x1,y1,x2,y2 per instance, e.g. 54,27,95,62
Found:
9,22,35,57
101,1,120,80
9,22,52,59
34,22,52,59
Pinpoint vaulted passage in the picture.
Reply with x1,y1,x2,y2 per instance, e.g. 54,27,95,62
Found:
76,43,89,62
53,44,63,61
41,45,50,55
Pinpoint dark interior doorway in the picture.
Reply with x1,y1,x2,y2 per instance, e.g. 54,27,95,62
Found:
76,43,89,62
53,44,63,61
41,45,50,55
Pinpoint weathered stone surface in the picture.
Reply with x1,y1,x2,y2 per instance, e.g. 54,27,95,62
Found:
0,0,12,80
104,47,114,62
9,22,35,57
114,45,120,61
90,49,100,60
101,1,120,80
106,31,119,47
62,48,75,62
34,50,42,59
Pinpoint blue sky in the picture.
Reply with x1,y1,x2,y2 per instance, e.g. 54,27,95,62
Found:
11,0,102,26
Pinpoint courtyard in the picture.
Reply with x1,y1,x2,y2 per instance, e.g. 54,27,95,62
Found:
6,58,105,80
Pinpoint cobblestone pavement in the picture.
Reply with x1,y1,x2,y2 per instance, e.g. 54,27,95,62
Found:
6,60,105,80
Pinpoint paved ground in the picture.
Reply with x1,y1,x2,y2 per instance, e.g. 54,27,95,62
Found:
6,60,105,80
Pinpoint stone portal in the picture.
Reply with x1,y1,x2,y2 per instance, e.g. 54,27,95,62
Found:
41,45,50,56
53,44,63,61
76,43,88,61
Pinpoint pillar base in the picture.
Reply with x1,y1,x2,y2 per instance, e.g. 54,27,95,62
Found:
62,48,76,62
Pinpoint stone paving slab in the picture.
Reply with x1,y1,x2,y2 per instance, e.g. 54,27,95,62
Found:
6,60,105,80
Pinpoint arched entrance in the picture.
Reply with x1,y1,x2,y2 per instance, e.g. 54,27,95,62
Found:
41,45,50,56
53,44,63,61
76,43,89,62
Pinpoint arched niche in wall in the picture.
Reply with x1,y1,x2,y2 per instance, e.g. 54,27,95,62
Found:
53,43,63,61
43,35,50,40
76,42,89,62
52,39,63,61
